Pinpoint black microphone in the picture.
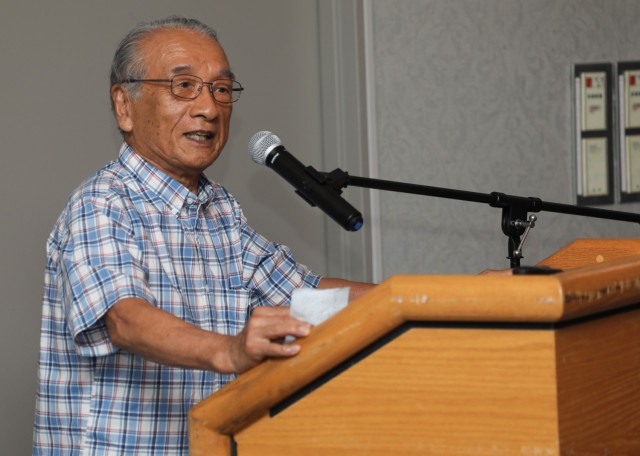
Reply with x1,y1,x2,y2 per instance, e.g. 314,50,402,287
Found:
248,131,363,231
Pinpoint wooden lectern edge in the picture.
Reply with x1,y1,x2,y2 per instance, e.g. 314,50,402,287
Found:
189,242,640,455
537,238,640,270
548,254,640,319
189,275,567,452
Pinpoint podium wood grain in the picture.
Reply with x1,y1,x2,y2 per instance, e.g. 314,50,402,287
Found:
189,239,640,455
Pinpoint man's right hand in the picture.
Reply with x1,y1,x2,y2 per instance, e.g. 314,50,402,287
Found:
221,306,311,374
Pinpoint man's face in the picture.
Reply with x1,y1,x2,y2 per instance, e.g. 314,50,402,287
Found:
112,28,234,190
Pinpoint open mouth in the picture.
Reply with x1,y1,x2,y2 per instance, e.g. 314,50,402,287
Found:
185,131,214,142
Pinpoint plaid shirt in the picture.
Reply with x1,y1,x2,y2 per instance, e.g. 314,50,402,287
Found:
33,143,320,455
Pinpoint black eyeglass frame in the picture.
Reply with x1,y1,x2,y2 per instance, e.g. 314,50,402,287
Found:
121,75,244,103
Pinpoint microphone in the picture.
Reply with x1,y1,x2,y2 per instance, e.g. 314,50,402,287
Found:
248,131,363,231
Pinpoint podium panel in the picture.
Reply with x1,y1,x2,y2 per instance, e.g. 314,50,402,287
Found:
555,308,640,454
190,239,640,455
235,326,560,455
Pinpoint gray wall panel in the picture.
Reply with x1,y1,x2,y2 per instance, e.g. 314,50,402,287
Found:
368,0,640,275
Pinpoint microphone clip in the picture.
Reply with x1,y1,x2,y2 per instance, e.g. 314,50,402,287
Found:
323,168,350,195
295,166,349,207
313,168,350,195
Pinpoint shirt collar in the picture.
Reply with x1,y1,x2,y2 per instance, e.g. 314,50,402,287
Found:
118,143,215,214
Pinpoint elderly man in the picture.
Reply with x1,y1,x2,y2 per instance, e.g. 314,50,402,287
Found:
33,16,372,455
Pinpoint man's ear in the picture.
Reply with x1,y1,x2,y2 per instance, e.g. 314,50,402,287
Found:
111,85,134,133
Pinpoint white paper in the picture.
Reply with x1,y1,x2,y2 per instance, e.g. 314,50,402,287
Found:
285,287,350,342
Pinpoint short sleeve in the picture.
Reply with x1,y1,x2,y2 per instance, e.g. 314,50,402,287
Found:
59,195,155,357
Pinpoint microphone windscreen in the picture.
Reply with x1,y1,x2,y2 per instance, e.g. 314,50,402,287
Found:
248,131,281,165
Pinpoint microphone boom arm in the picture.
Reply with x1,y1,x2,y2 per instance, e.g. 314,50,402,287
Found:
323,169,640,268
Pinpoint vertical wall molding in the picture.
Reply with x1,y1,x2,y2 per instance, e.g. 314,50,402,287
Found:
317,0,378,282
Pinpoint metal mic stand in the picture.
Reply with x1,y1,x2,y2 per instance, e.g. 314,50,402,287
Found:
323,169,640,268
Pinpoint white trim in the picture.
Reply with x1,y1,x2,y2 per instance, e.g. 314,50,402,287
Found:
317,0,375,282
363,0,383,283
575,77,583,196
619,74,628,192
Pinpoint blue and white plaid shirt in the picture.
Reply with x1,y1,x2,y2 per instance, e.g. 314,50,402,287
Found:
33,143,320,455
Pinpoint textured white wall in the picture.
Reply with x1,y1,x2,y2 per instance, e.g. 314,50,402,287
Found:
369,0,640,275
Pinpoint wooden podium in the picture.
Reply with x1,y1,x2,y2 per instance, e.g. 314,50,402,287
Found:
189,239,640,455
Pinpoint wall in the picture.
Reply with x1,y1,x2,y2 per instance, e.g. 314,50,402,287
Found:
0,1,327,452
5,0,640,453
368,0,640,277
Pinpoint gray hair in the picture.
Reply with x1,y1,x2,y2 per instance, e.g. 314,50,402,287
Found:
109,16,219,105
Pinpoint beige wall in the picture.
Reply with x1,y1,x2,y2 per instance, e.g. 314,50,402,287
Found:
5,0,640,453
0,1,330,452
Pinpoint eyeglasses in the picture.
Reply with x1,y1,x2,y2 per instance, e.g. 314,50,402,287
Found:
122,74,244,103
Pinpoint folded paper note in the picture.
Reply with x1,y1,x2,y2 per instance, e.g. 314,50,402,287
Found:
285,287,350,342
